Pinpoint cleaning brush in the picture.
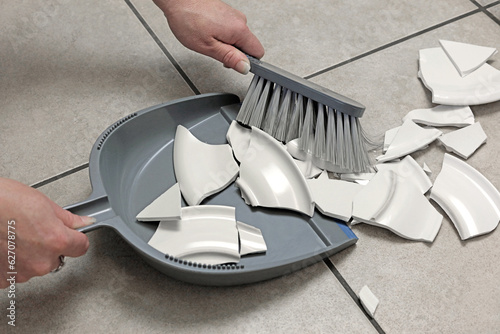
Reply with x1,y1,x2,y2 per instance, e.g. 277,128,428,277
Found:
236,56,374,174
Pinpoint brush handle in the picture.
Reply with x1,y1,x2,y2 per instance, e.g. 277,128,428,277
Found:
247,56,365,118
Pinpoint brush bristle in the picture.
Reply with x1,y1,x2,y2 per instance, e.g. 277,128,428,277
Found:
237,75,375,173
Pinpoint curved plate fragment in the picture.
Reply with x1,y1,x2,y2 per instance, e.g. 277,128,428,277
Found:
236,127,314,216
352,170,442,242
430,154,500,240
136,183,182,221
437,122,487,159
226,120,252,162
376,155,432,194
376,119,442,163
148,205,240,265
418,47,500,105
237,221,267,256
402,105,474,127
174,125,239,206
307,171,364,222
439,40,497,77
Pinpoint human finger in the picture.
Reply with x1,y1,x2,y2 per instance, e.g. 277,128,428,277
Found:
52,202,96,229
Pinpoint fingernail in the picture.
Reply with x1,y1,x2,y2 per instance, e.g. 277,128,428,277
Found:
81,216,96,226
235,60,250,75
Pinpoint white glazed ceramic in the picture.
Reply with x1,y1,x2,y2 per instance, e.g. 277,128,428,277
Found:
352,170,442,242
293,158,323,179
376,155,432,194
430,154,500,240
438,122,487,159
418,47,500,105
174,125,239,206
236,221,267,256
136,183,182,222
236,127,314,216
376,119,442,163
226,120,252,163
423,162,432,176
307,171,363,222
339,173,375,185
439,40,498,77
148,205,240,265
359,285,379,318
402,105,474,127
383,126,400,153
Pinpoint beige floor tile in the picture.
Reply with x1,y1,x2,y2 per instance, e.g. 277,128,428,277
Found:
0,0,194,186
314,13,500,334
0,169,377,334
488,4,500,19
130,0,477,83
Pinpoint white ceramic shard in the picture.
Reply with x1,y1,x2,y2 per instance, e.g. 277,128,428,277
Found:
339,173,375,185
174,125,239,206
136,183,182,221
226,120,252,162
285,137,351,173
352,170,442,242
293,158,323,179
402,105,474,127
422,162,432,176
438,122,487,159
383,127,400,153
148,205,240,265
359,285,379,318
236,221,267,256
430,154,500,240
439,40,498,77
376,119,442,163
375,155,432,194
307,171,363,222
418,47,500,105
236,127,314,216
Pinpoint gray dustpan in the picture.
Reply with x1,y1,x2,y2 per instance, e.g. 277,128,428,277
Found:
65,93,357,286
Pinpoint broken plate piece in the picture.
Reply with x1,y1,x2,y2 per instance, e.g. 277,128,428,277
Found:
148,205,240,265
226,120,251,162
352,170,442,242
376,119,442,163
307,171,363,222
293,158,323,179
359,285,379,318
439,40,498,77
174,125,239,206
430,154,500,240
422,162,432,176
418,47,500,105
438,122,487,159
383,126,400,153
402,105,474,127
339,172,375,185
237,221,267,256
136,183,182,221
236,127,314,216
376,155,432,194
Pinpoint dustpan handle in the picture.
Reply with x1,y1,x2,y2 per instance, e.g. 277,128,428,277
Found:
64,195,117,233
247,56,365,118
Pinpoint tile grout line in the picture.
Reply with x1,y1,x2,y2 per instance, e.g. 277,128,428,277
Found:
323,258,386,334
123,0,201,95
304,9,482,80
470,0,500,25
31,163,89,189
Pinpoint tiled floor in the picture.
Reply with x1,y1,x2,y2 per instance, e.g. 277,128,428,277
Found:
1,0,500,333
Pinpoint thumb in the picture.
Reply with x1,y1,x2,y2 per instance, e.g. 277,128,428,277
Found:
215,44,251,75
51,203,96,229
